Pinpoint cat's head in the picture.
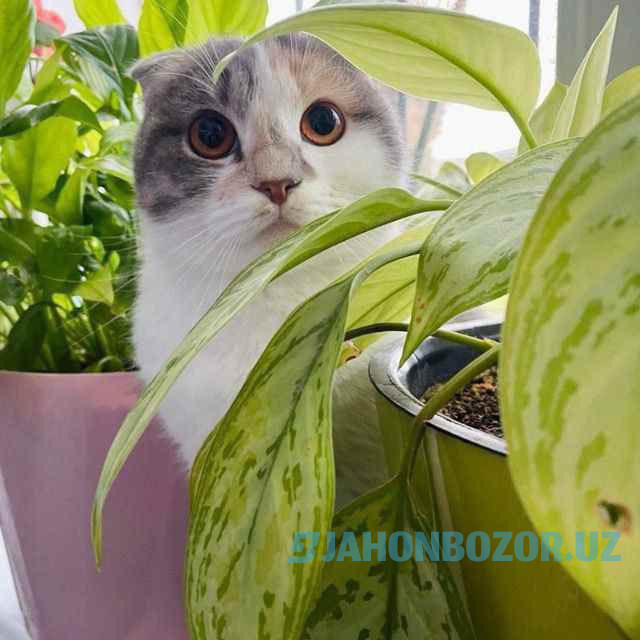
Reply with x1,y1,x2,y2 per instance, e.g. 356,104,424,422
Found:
132,34,406,256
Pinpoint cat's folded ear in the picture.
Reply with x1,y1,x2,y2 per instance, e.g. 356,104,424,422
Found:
129,51,178,96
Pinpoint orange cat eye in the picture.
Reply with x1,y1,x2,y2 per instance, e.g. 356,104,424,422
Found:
188,111,237,159
300,101,346,146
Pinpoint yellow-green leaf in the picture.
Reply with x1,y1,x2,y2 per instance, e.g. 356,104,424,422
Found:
304,477,475,639
138,0,188,56
0,0,35,115
91,189,446,566
602,65,640,118
501,96,640,639
2,117,77,212
215,5,540,142
73,0,126,28
517,81,567,154
551,8,618,140
464,152,504,184
402,139,580,362
184,0,268,45
74,264,114,305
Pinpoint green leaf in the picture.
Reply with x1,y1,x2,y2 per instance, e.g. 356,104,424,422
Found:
517,81,567,154
35,20,61,47
0,272,26,305
0,96,102,137
303,477,475,639
0,225,35,264
402,139,581,361
138,0,188,55
100,121,138,152
55,168,88,225
91,188,443,566
36,225,88,295
2,117,78,211
551,8,618,140
602,65,640,118
215,5,540,142
464,152,504,184
57,25,139,113
184,0,268,45
74,264,114,305
501,96,640,639
0,0,35,116
186,244,420,640
83,155,133,183
0,303,48,371
74,0,127,28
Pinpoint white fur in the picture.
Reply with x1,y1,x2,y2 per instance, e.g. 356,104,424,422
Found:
134,49,405,506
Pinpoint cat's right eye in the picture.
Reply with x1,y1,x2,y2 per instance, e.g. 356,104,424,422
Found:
188,111,237,159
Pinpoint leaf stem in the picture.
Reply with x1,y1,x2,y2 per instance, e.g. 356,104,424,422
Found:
400,343,501,479
514,116,538,150
410,174,464,198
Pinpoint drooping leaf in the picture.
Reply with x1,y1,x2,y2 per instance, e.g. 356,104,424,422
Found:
402,139,581,361
501,97,640,640
91,189,443,565
186,245,421,640
138,0,188,56
551,8,618,140
2,117,78,211
517,81,567,154
0,0,35,116
215,5,540,137
0,96,102,137
303,477,475,639
602,65,640,118
464,152,504,184
74,0,126,28
74,264,114,305
184,0,268,45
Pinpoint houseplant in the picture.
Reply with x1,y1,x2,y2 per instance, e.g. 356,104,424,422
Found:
86,3,640,640
0,0,267,637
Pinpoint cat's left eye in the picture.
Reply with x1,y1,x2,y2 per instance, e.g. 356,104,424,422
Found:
300,101,345,146
188,111,237,159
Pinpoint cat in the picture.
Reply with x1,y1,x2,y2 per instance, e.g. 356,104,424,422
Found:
132,34,407,507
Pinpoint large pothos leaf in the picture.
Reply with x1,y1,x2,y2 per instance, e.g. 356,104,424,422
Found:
73,0,126,28
402,139,581,361
0,0,35,116
303,478,475,639
138,0,188,56
550,8,617,141
187,245,420,640
214,5,541,146
602,65,640,118
501,96,640,639
184,0,268,45
517,81,567,154
91,189,449,564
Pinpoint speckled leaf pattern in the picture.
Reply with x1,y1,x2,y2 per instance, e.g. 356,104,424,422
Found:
92,189,441,565
402,139,580,361
215,5,540,128
550,8,617,141
501,97,640,639
186,245,421,640
303,477,475,640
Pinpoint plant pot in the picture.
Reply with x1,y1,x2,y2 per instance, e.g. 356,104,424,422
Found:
369,324,626,640
0,371,189,640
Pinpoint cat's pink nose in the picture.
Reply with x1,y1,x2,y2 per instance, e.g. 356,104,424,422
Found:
253,178,300,205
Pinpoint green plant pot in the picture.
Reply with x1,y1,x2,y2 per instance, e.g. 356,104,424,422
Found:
369,325,626,640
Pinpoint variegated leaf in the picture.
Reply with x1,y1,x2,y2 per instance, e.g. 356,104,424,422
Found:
501,96,640,638
303,477,476,639
550,8,617,140
402,139,580,361
92,189,447,564
187,246,421,640
214,5,541,141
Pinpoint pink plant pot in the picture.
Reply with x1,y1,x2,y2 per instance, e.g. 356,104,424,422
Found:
0,371,189,640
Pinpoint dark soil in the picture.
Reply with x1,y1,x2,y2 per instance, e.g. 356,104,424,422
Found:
427,366,503,438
